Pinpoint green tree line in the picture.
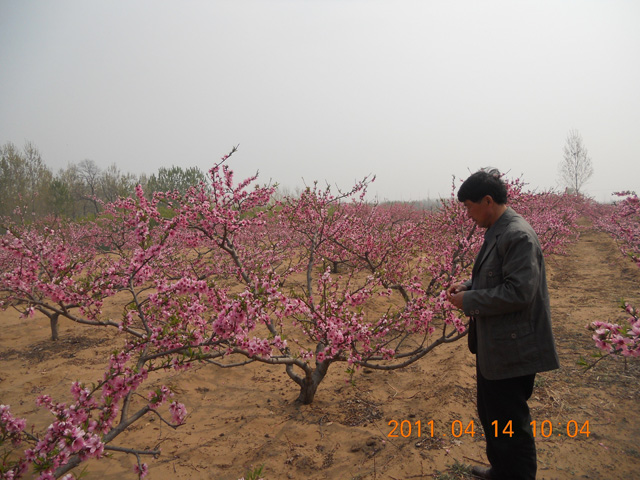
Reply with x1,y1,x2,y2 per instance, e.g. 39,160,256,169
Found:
0,141,208,220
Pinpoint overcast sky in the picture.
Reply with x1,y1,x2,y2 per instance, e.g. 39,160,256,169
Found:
1,0,638,202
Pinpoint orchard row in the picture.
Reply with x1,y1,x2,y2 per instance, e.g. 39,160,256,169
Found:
0,153,619,479
589,191,640,358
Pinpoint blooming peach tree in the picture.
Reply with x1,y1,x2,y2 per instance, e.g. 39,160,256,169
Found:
594,191,640,267
0,151,582,478
589,191,640,359
0,215,107,341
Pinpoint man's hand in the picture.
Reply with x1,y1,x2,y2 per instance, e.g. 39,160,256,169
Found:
446,283,468,310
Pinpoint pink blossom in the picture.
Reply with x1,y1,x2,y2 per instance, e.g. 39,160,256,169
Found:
133,462,149,478
169,401,187,425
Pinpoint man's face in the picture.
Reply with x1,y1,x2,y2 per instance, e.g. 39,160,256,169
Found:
463,197,492,229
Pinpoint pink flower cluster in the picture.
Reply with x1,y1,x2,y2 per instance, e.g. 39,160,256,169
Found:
168,401,188,425
589,191,640,357
1,405,29,479
21,393,105,478
590,303,640,357
147,385,173,409
594,191,640,267
133,462,149,478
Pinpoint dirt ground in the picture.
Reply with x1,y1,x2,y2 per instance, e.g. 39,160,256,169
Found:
2,226,640,479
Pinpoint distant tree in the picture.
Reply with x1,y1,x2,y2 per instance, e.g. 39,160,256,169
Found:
100,163,139,203
146,165,207,196
55,163,85,218
0,141,53,217
558,129,594,194
49,178,73,218
271,185,302,202
77,159,102,214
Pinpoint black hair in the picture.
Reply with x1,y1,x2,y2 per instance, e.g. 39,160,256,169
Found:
457,168,508,204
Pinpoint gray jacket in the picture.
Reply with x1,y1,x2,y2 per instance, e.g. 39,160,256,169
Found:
463,208,560,380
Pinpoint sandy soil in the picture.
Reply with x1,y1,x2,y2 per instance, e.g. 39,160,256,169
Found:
2,226,640,479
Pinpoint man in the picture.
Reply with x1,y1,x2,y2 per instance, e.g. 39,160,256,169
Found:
446,169,559,480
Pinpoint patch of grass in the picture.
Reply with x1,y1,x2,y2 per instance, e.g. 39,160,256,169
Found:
534,375,548,388
241,464,265,480
433,459,473,479
623,447,640,459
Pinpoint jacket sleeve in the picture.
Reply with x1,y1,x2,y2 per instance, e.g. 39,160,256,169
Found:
462,229,541,317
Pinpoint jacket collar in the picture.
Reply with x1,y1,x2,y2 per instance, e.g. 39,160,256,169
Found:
485,206,515,242
476,207,516,267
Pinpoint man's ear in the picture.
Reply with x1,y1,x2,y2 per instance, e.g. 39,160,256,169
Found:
484,195,493,206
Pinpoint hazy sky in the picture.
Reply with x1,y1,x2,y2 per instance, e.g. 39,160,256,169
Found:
1,0,639,202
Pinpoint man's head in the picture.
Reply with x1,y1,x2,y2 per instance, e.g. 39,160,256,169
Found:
457,168,507,204
458,169,508,229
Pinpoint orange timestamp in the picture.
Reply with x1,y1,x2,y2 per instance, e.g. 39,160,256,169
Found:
387,419,590,439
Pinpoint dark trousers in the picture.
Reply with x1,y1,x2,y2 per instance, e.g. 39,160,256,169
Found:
476,364,537,480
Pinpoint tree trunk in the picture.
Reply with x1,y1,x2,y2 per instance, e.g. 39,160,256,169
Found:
296,377,320,405
50,313,59,341
295,360,331,405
